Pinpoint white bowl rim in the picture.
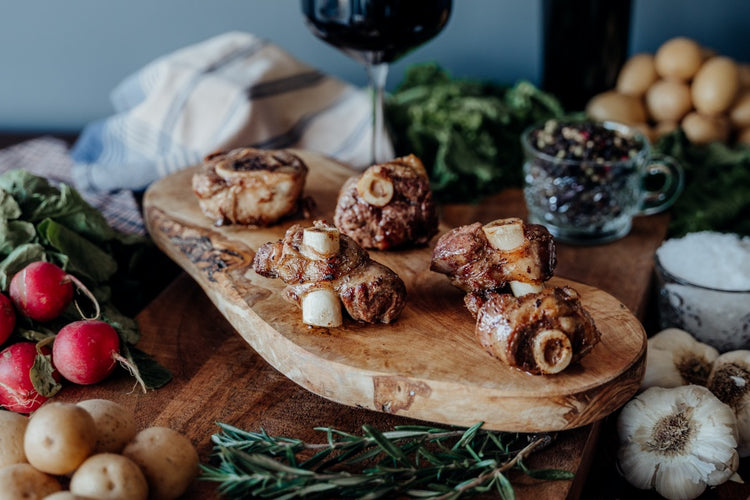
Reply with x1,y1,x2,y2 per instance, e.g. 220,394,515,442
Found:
654,254,750,294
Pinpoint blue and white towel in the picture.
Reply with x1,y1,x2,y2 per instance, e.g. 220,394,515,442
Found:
71,31,392,193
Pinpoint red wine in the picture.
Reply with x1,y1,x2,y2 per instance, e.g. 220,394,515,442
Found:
302,0,452,65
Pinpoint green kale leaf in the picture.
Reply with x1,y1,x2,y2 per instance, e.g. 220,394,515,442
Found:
386,63,564,202
654,131,750,237
0,169,173,390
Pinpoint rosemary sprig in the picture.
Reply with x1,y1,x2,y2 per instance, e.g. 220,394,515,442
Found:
201,421,574,499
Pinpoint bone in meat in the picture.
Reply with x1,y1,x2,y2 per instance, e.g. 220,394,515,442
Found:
473,286,601,375
334,155,438,250
253,221,406,325
430,218,556,295
192,147,309,226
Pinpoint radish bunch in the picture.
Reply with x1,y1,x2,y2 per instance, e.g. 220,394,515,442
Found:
0,260,125,413
10,261,75,322
0,342,55,413
0,293,15,346
52,320,120,385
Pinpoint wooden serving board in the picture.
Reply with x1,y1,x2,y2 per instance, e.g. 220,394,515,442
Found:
142,151,646,432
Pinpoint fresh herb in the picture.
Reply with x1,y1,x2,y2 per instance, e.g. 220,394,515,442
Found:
386,63,564,203
201,421,573,499
0,169,171,390
654,131,750,237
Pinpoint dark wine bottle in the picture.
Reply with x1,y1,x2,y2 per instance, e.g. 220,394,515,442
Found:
542,0,632,112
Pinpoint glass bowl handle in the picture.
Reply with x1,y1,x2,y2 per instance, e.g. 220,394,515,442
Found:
639,154,684,216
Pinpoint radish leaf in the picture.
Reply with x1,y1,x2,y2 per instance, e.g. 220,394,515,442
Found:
121,343,172,390
31,352,62,398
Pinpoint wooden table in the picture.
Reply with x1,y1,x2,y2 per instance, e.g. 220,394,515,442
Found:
3,133,746,498
49,185,664,499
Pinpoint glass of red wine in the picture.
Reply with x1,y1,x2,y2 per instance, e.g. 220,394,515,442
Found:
302,0,452,164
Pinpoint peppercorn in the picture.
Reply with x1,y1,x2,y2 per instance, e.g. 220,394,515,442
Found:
523,120,643,236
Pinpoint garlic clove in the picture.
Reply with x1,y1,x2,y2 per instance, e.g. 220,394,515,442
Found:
641,328,719,390
707,349,750,458
617,385,739,500
705,450,740,487
616,445,661,490
641,348,686,389
654,462,709,500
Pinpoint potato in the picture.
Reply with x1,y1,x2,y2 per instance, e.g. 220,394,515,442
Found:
692,56,740,115
645,79,692,122
738,127,750,145
585,90,647,125
122,426,199,500
0,411,28,467
24,402,97,475
616,53,658,97
77,399,137,454
729,90,750,128
740,64,750,88
615,54,659,97
70,453,148,500
0,463,61,499
681,111,730,144
654,37,703,80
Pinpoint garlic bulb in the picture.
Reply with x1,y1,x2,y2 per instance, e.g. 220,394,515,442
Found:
617,385,739,500
641,328,719,390
707,350,750,457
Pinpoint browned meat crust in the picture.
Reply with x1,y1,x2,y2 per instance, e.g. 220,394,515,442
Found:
334,155,438,250
192,147,308,226
252,221,406,324
430,221,556,293
474,287,601,375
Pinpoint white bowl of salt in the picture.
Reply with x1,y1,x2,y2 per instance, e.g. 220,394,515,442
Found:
655,231,750,352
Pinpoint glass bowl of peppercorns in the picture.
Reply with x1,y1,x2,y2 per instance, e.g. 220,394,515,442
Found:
521,119,683,245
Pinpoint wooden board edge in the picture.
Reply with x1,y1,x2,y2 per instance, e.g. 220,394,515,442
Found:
144,205,647,432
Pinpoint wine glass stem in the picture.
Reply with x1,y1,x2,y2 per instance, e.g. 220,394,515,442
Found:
367,62,389,165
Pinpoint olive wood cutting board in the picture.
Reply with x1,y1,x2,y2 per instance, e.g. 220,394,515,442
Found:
142,150,647,432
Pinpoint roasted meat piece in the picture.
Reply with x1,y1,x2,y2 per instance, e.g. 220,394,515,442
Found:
432,217,599,375
252,220,406,326
334,155,438,250
192,147,309,226
473,286,601,375
430,218,556,296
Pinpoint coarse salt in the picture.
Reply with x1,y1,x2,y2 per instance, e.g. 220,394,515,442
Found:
656,231,750,291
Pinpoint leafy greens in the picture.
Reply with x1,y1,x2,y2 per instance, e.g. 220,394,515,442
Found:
654,130,750,237
386,63,750,237
386,63,564,202
0,169,171,390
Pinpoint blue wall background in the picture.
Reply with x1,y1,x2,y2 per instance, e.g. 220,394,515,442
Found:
1,0,748,131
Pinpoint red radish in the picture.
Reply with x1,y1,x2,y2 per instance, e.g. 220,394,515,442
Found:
0,342,53,413
10,261,74,322
0,293,15,346
52,320,121,385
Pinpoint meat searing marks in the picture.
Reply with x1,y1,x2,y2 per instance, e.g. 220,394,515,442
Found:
252,220,406,327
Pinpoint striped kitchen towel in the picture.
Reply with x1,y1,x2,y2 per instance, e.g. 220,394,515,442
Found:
71,31,392,193
0,137,145,234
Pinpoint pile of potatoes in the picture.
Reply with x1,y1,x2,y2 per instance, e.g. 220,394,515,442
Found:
0,399,199,500
586,36,750,145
